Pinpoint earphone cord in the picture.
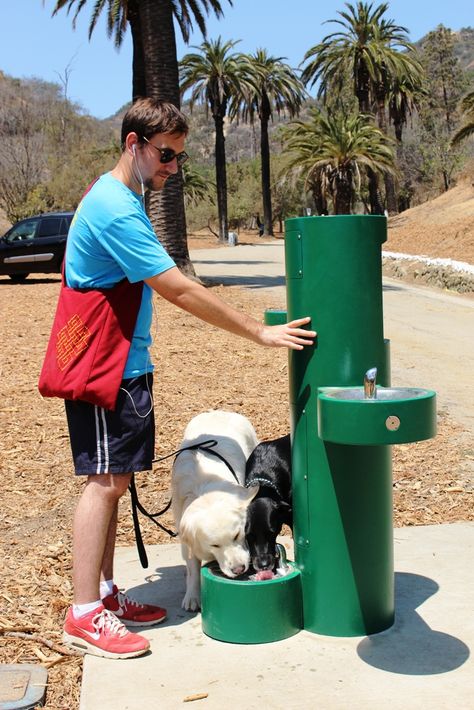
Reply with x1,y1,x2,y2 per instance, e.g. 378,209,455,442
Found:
133,145,145,198
119,371,153,418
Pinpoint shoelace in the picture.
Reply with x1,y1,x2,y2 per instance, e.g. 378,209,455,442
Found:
116,589,145,610
93,608,128,637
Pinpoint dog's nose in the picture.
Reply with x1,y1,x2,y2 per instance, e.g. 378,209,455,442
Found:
256,556,274,571
231,564,246,576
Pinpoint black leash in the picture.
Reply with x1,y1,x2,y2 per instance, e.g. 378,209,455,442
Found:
129,439,239,568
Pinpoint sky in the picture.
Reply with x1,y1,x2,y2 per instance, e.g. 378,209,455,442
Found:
0,1,472,119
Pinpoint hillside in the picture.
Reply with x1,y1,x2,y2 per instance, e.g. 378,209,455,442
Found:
386,178,474,264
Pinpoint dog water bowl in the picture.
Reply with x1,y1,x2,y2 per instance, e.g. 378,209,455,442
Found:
317,386,437,445
201,562,302,644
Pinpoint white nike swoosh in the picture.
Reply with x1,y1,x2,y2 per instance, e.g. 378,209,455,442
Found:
81,628,101,641
113,607,124,617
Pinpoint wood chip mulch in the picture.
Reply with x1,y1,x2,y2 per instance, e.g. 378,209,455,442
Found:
1,246,472,709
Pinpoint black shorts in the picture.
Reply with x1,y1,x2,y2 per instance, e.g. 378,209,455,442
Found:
65,374,155,475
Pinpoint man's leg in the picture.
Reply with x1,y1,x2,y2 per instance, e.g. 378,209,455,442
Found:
73,473,131,604
64,472,150,659
100,502,119,584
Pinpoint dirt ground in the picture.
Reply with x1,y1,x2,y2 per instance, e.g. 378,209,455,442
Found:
1,219,473,708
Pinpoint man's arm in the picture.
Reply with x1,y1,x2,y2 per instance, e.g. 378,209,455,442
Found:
145,267,315,350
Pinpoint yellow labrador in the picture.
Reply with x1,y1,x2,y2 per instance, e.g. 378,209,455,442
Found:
172,410,259,611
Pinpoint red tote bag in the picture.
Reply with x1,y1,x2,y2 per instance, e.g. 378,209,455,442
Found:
38,276,143,410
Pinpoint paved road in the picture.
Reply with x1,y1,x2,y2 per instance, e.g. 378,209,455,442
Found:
191,241,474,433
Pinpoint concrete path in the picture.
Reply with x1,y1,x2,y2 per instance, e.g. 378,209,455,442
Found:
80,526,474,710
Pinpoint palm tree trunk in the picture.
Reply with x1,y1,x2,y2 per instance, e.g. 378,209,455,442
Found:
138,0,195,277
128,0,146,101
367,167,385,214
260,101,274,236
334,175,352,214
357,83,383,215
214,113,228,242
376,94,397,214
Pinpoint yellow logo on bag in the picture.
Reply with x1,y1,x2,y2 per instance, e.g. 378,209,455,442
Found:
56,314,91,370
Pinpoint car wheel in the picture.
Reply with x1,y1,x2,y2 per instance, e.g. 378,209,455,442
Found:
9,273,29,282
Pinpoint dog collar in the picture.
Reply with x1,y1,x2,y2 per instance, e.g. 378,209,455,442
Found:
245,476,283,499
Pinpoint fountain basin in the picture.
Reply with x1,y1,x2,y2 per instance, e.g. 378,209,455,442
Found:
317,386,436,445
201,559,302,644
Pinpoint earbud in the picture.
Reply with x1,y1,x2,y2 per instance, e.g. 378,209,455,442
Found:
132,144,137,156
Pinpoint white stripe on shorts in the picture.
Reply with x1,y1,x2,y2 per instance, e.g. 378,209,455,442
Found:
94,406,102,474
94,406,110,474
101,407,109,473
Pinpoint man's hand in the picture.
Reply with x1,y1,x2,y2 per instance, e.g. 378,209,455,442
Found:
258,317,316,350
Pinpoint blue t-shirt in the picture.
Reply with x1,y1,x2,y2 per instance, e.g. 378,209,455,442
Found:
65,173,176,377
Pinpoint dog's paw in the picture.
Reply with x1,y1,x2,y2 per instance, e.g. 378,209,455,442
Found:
182,592,201,612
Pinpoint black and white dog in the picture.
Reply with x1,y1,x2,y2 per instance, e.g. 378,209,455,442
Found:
244,434,292,573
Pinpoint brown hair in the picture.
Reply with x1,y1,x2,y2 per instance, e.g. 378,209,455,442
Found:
121,98,189,148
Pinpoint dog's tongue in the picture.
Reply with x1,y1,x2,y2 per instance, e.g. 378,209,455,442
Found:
254,569,274,581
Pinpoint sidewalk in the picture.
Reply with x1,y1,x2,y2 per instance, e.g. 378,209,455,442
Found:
80,525,474,710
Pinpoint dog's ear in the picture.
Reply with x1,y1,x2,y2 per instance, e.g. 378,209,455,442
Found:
240,483,260,503
279,501,292,524
179,509,197,554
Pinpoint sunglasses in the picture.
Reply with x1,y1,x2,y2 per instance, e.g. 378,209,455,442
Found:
142,136,189,167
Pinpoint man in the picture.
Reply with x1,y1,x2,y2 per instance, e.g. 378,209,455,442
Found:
60,98,315,659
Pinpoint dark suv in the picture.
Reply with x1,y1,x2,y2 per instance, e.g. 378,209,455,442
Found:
0,211,74,282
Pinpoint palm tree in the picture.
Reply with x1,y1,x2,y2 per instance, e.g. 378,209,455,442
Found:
235,50,306,237
49,0,232,277
451,90,474,146
182,163,214,207
180,37,253,241
281,109,396,215
300,2,422,214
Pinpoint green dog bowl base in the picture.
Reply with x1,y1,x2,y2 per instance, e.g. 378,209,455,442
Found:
201,563,302,644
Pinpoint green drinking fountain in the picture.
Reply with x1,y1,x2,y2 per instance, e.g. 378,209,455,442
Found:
201,214,436,641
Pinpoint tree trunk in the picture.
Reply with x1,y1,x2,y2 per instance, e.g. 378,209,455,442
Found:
376,93,397,215
384,173,398,214
334,174,352,214
358,83,384,215
128,1,146,102
259,97,274,236
312,183,328,216
138,0,195,277
367,167,385,215
214,112,228,242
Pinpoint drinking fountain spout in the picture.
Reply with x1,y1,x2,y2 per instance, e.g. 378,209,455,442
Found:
364,367,377,399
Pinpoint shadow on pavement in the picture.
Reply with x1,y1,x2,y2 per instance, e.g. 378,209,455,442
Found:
126,563,197,629
357,572,470,674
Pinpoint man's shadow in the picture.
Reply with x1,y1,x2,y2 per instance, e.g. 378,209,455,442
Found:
357,572,470,674
127,563,195,629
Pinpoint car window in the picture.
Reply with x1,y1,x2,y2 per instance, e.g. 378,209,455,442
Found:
62,216,73,233
5,219,39,243
37,217,62,238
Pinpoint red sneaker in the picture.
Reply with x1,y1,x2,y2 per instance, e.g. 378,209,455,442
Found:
102,585,167,627
63,605,149,659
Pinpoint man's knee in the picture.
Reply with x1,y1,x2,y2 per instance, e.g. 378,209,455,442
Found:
86,473,132,499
